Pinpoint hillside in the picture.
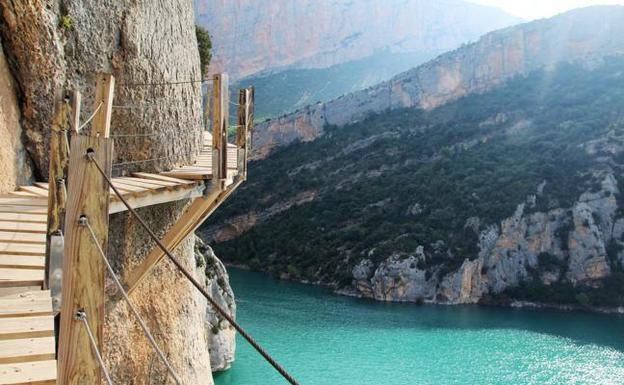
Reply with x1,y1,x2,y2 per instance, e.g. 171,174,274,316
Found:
201,56,624,310
232,51,437,121
196,0,520,80
251,6,624,160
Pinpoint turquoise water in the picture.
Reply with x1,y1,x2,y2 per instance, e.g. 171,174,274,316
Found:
214,268,624,385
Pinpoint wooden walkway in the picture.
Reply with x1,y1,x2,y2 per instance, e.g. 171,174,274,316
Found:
0,133,239,385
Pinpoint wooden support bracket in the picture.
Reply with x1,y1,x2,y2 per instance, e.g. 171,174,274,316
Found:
124,179,243,295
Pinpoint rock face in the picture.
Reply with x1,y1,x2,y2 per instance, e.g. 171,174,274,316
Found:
196,0,520,80
0,38,32,192
352,173,622,305
0,1,231,383
196,236,236,372
0,0,203,178
251,6,624,160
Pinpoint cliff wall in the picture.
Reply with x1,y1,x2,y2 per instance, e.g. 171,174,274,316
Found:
196,0,519,79
251,6,624,160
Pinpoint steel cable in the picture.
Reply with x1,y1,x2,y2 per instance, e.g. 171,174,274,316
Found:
87,150,300,385
76,311,114,385
82,218,183,385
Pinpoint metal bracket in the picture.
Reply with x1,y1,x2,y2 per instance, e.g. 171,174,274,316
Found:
49,233,64,314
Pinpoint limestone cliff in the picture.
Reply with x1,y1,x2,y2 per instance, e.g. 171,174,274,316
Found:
0,1,235,383
251,6,624,160
350,171,622,306
195,236,236,372
0,37,32,193
196,0,520,80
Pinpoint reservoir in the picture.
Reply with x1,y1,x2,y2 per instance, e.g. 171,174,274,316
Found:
215,268,624,385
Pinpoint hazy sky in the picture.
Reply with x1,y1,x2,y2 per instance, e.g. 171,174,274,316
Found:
470,0,624,20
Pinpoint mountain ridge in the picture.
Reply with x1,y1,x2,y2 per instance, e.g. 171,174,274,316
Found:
251,5,624,160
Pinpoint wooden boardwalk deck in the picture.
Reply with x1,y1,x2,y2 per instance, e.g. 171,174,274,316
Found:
0,133,239,384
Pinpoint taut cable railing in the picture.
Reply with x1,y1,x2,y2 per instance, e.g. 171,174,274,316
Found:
82,216,183,385
86,150,300,385
75,310,114,385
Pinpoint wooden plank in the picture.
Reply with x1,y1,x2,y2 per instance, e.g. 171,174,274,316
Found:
0,256,45,270
0,360,57,384
0,316,54,340
126,179,243,294
110,180,152,193
160,171,212,180
0,214,47,224
7,192,39,198
0,244,45,256
91,73,115,137
0,207,47,215
133,172,195,185
0,291,50,301
0,223,46,234
0,233,45,245
0,337,55,364
17,187,47,198
0,198,48,206
0,269,44,288
57,134,112,385
117,177,178,188
0,294,51,317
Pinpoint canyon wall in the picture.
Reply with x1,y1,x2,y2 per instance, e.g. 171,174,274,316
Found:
251,6,624,160
0,1,233,383
196,0,519,80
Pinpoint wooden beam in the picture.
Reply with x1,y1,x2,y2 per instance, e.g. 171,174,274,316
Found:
91,73,115,137
57,135,112,385
212,73,229,187
125,179,243,294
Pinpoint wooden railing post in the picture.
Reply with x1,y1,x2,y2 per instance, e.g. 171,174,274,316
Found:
92,73,115,137
212,73,229,188
58,74,114,385
45,89,72,294
236,86,254,181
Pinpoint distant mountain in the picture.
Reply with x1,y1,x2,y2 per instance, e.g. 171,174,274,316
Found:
251,6,624,159
196,0,520,80
233,51,438,121
197,0,520,119
200,6,624,311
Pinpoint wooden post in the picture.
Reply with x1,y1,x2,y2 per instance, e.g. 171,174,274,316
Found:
212,73,229,188
57,135,113,385
45,90,72,291
91,73,115,137
236,87,254,181
58,74,114,384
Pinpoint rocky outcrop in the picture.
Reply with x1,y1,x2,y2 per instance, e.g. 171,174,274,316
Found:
195,236,236,372
196,0,519,80
352,172,622,305
251,6,624,160
0,38,32,193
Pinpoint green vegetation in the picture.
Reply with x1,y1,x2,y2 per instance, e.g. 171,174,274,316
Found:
59,15,73,30
204,58,624,305
232,51,437,121
195,25,212,78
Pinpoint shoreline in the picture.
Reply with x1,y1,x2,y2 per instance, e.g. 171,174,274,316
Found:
224,263,624,315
